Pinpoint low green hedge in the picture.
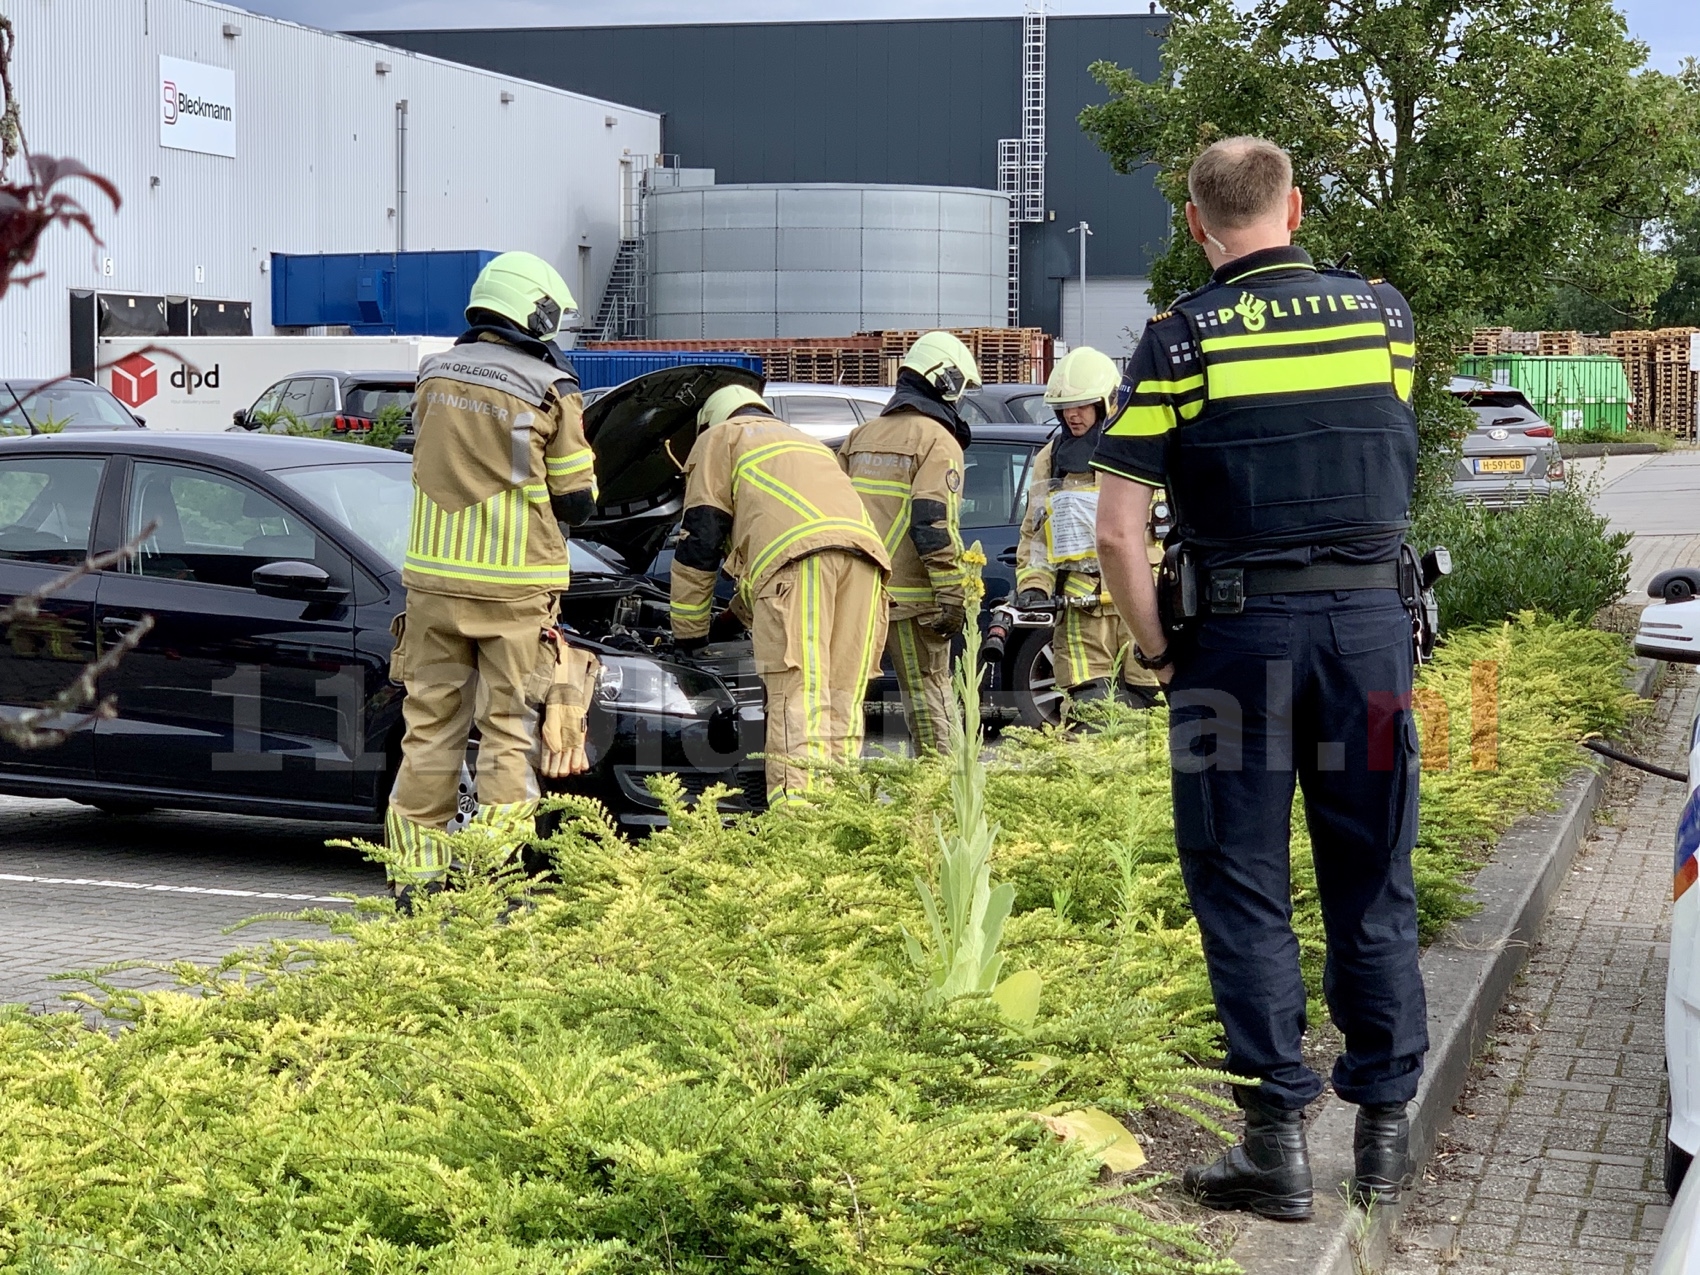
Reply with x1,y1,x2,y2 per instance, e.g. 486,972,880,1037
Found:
0,618,1637,1273
1414,486,1632,630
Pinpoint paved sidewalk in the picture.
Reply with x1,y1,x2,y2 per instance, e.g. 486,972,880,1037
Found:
0,798,382,1014
1590,452,1700,595
1389,664,1697,1274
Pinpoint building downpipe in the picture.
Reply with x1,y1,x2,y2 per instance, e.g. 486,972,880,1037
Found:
395,100,409,251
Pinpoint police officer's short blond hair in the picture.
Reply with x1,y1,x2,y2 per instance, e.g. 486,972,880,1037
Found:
1187,137,1294,229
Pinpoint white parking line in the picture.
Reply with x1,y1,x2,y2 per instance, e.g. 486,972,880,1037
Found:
0,872,357,905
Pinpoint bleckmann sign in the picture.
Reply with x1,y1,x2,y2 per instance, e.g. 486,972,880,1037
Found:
159,56,236,158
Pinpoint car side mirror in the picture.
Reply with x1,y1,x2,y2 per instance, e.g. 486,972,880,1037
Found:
252,560,349,602
232,409,249,429
132,414,147,428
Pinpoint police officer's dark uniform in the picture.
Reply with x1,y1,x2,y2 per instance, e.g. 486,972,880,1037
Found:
1092,245,1423,1219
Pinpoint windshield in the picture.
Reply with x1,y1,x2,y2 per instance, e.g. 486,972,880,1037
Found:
273,459,626,575
2,383,136,432
342,383,415,418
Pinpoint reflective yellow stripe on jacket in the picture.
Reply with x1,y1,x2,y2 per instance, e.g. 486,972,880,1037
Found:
405,485,571,588
547,448,598,499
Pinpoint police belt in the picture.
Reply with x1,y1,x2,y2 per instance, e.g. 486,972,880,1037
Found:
1203,560,1400,615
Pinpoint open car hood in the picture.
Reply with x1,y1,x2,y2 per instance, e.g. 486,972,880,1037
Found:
576,363,764,566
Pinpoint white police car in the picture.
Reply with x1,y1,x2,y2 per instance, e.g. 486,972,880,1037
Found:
1631,568,1700,1206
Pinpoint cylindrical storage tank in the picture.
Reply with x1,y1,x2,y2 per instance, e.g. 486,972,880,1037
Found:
647,183,1009,340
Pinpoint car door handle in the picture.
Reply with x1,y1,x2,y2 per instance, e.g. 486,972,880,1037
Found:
997,547,1020,565
100,615,146,632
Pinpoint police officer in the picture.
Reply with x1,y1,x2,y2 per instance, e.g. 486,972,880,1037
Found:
387,251,596,904
839,331,980,754
1093,137,1423,1219
671,385,890,806
1014,346,1161,710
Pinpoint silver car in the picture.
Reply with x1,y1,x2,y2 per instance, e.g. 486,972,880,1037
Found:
1451,375,1566,506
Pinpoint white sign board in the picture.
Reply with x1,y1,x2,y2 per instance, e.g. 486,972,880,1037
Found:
99,336,452,433
159,56,236,158
1691,331,1699,371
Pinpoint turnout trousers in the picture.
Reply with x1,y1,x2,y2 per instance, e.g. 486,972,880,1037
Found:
887,614,952,755
385,589,553,883
753,548,887,805
1165,588,1427,1110
1051,600,1160,700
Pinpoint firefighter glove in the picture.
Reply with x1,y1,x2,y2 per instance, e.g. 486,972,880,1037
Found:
929,602,967,638
1016,588,1050,609
539,631,600,778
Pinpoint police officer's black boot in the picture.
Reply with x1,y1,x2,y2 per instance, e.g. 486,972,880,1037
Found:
1351,1102,1410,1206
1183,1092,1313,1221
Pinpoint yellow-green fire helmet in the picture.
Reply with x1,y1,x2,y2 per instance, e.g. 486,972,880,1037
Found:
466,251,576,339
697,384,771,428
1044,346,1121,418
899,330,982,402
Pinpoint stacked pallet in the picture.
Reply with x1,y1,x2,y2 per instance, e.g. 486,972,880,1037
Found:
1469,327,1511,355
1651,328,1698,438
864,327,1053,386
1538,330,1584,356
580,336,886,386
585,329,1054,385
1610,330,1656,426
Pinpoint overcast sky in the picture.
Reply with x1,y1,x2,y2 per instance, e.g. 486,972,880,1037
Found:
236,0,1697,73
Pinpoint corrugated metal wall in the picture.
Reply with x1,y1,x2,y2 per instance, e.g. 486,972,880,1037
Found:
0,0,660,377
363,14,1172,339
648,184,1006,339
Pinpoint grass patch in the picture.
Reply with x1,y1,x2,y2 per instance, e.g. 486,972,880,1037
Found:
0,618,1636,1272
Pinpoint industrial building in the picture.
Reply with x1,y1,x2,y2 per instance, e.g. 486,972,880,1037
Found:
366,11,1172,355
1,0,659,379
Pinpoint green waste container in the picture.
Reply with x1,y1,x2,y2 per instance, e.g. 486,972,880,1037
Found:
1456,354,1631,433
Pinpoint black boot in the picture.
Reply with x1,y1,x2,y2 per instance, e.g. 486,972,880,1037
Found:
1183,1095,1314,1221
1352,1102,1410,1205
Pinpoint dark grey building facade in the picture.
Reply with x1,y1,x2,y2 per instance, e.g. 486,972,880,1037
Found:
363,14,1171,344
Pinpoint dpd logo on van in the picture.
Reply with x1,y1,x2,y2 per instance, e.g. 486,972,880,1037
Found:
111,353,158,408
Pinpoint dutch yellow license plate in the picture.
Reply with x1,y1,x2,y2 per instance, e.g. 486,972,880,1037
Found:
1476,456,1526,474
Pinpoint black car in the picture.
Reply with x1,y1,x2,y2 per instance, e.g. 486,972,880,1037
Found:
1,378,146,433
231,369,418,436
960,383,1052,427
0,364,768,829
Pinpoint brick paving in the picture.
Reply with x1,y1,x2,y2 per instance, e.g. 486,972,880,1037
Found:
1389,663,1699,1274
0,797,383,1013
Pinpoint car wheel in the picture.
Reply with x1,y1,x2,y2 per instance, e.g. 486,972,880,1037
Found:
1010,627,1063,727
1670,1093,1694,1199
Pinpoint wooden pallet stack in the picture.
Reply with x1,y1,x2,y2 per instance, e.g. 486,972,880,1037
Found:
1469,327,1511,355
866,327,1053,385
581,336,887,386
1651,328,1698,438
1606,331,1654,427
584,329,1054,385
1537,330,1584,356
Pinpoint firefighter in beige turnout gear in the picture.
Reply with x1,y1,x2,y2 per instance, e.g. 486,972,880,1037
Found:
387,251,597,901
839,331,980,754
671,386,890,806
1015,346,1162,709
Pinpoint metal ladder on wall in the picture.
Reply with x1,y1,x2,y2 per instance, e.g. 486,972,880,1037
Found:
996,2,1047,328
591,239,644,342
590,159,656,342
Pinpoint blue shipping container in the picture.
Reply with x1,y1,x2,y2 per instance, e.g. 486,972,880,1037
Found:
271,250,498,336
568,351,764,391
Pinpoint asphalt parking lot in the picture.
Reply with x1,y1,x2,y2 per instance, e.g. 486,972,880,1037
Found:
0,797,382,1013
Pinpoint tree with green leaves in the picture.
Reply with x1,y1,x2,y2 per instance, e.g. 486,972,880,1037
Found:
1080,0,1700,490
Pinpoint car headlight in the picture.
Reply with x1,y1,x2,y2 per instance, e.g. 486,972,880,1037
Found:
596,653,735,717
